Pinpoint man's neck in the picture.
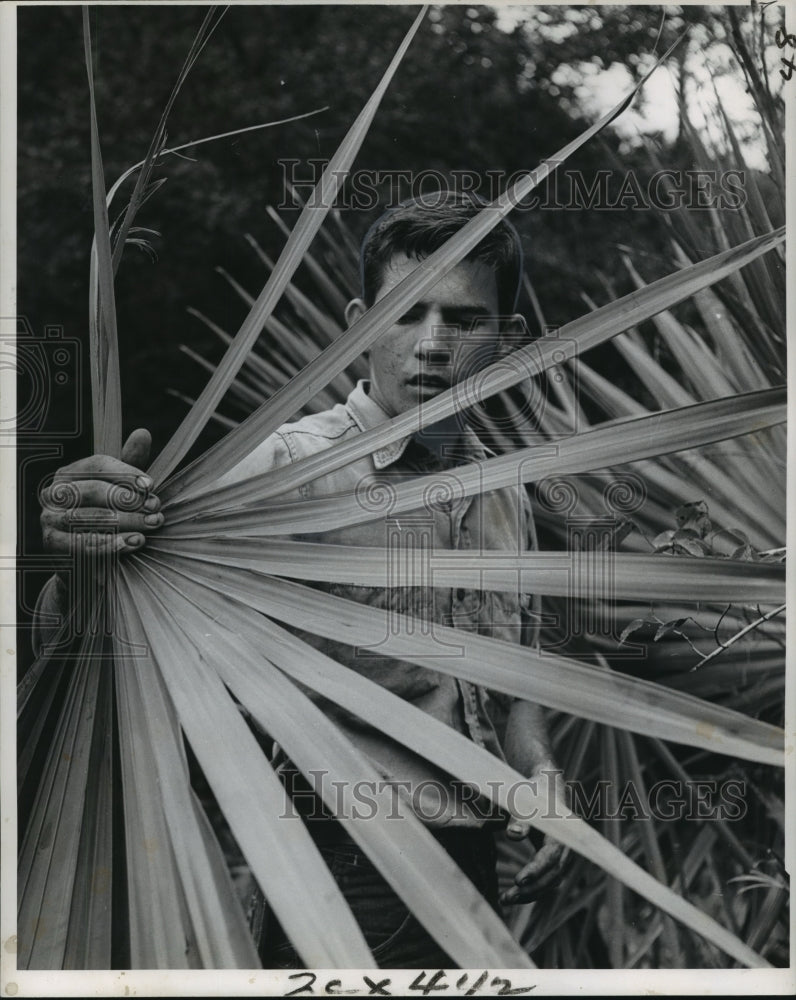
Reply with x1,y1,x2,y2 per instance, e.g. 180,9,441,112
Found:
413,415,468,467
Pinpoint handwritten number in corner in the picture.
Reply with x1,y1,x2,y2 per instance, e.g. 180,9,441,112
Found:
408,970,449,995
490,977,536,996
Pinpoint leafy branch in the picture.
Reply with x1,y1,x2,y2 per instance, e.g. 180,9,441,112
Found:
619,501,785,668
690,603,786,672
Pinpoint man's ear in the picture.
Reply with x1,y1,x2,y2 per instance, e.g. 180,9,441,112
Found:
345,298,368,328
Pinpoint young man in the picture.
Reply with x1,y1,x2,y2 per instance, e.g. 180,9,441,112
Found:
38,193,566,968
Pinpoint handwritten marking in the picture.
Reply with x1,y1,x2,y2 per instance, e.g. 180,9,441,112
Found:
409,970,449,994
775,26,796,80
286,972,317,996
363,978,392,995
279,971,536,996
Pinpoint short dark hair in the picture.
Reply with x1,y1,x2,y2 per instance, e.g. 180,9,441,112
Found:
360,191,524,315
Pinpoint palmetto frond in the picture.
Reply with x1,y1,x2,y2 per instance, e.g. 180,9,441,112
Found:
18,4,786,973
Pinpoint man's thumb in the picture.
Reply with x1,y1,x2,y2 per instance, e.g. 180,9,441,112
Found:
121,428,152,470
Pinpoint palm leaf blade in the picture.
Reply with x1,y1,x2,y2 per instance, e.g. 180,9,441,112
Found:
152,555,783,766
82,7,121,457
149,539,784,605
113,628,201,968
113,592,260,968
118,564,375,968
160,389,784,538
63,659,113,968
141,555,533,968
143,555,769,968
18,634,103,968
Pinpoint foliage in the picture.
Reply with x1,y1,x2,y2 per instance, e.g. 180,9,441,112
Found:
17,1,786,974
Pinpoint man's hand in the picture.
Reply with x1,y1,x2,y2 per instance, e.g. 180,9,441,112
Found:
499,821,569,906
500,702,569,905
40,428,162,557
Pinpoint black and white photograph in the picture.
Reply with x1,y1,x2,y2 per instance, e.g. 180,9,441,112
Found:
2,1,793,994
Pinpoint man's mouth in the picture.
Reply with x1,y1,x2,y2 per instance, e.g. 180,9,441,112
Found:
407,373,451,392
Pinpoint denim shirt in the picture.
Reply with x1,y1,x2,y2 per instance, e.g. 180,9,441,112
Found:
221,381,536,828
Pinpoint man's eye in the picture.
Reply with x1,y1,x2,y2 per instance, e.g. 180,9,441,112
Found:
396,307,424,325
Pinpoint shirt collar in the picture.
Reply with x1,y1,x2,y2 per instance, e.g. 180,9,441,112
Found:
345,380,491,470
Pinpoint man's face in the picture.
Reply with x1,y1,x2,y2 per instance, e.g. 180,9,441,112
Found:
351,253,502,419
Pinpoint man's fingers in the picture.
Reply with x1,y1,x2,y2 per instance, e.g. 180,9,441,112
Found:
500,880,556,906
41,432,154,560
42,528,147,557
515,865,562,894
41,446,161,558
121,428,152,470
516,842,567,885
499,841,569,906
42,508,163,535
52,454,153,489
41,479,159,514
500,884,532,906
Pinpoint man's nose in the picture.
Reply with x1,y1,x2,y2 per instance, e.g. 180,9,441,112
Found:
413,310,456,365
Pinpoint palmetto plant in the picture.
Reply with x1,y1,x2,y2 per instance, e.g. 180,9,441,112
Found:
185,125,788,969
18,5,786,972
